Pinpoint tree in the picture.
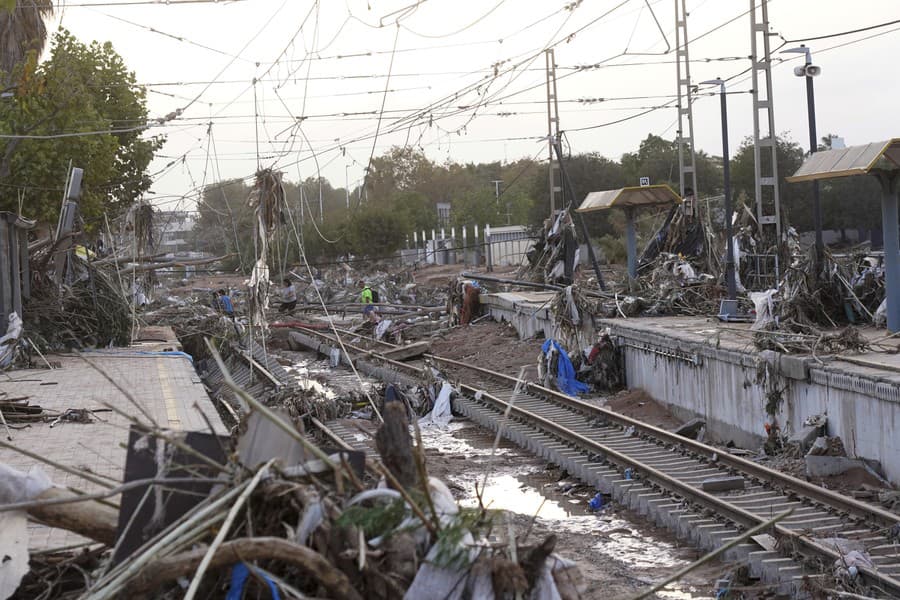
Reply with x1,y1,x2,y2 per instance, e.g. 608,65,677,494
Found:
816,134,881,236
0,0,53,78
451,188,500,228
365,146,435,205
345,205,409,257
525,152,626,233
195,179,254,270
393,190,437,232
0,30,163,225
620,134,721,197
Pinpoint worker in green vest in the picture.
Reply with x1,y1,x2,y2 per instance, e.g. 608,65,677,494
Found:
360,281,374,305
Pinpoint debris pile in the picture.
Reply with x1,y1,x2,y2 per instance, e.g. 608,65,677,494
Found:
1,374,585,600
519,211,579,285
290,261,443,308
749,234,889,352
24,246,132,350
638,202,720,280
0,393,43,427
633,252,721,316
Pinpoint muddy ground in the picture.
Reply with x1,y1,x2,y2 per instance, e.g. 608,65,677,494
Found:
421,420,723,599
430,320,544,378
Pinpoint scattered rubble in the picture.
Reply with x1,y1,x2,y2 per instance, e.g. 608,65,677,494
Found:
1,374,587,599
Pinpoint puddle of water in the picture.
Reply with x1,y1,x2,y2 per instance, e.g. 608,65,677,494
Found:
280,350,378,400
590,517,684,569
459,473,573,520
282,361,337,399
419,421,512,457
423,421,716,598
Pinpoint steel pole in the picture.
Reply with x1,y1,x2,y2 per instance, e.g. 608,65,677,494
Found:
879,173,900,332
805,58,823,264
721,87,736,301
625,207,637,280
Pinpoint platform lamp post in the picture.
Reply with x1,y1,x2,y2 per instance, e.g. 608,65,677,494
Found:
782,44,823,265
345,164,350,210
701,78,737,315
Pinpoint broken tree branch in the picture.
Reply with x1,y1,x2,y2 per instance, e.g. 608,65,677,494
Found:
125,537,364,600
28,487,118,546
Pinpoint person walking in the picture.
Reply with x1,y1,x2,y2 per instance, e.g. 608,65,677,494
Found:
216,289,235,319
279,278,298,313
359,281,374,305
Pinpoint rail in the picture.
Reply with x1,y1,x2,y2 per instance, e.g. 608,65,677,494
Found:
291,325,900,595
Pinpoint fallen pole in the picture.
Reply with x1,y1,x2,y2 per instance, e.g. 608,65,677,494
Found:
119,254,233,273
460,272,564,291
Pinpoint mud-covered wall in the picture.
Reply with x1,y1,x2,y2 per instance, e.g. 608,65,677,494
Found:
610,322,900,484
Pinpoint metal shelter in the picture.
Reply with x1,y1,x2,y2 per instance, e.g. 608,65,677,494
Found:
787,138,900,330
577,185,682,279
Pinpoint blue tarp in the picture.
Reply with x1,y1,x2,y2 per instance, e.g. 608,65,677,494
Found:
541,339,590,396
226,562,281,600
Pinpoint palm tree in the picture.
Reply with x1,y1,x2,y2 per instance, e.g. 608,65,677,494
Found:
0,0,54,76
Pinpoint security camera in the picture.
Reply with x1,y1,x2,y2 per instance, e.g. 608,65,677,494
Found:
793,64,821,77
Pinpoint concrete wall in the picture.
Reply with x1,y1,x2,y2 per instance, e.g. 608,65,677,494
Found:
483,293,900,484
611,323,900,483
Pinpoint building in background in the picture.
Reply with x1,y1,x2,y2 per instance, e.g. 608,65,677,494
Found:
156,211,197,255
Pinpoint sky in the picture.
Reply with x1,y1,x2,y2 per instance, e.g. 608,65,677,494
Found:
47,0,900,212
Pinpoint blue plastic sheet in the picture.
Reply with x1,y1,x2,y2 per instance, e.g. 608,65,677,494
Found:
226,562,281,600
541,339,590,396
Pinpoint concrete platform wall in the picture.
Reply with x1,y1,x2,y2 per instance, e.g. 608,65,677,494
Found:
481,292,900,484
609,323,900,483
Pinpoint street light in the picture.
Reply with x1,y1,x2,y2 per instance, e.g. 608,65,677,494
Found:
782,44,823,265
345,164,350,210
701,78,737,314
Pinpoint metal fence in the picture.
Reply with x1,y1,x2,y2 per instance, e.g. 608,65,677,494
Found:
401,225,536,271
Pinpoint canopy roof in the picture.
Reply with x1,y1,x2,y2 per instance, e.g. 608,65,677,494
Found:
577,184,682,213
786,139,900,183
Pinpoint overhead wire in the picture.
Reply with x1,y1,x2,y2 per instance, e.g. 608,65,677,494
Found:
93,10,258,63
177,0,291,116
778,17,900,44
399,0,505,39
147,1,899,209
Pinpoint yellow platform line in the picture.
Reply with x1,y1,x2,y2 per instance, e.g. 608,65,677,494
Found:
157,358,182,430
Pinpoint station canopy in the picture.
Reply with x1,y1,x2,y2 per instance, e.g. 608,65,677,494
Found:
577,184,682,213
787,139,900,183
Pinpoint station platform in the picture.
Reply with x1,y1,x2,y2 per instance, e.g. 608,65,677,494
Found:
0,326,225,549
481,290,900,484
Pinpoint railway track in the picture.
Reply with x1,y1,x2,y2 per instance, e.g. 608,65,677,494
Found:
293,327,900,597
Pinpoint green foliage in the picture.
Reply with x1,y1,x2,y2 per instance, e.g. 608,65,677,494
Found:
195,178,255,270
393,190,437,231
336,499,407,539
345,204,410,257
0,30,163,226
451,188,500,227
430,507,494,570
597,234,626,265
730,134,806,226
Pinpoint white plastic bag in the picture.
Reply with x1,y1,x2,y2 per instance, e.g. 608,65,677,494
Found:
0,313,23,369
749,289,777,331
420,382,453,427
